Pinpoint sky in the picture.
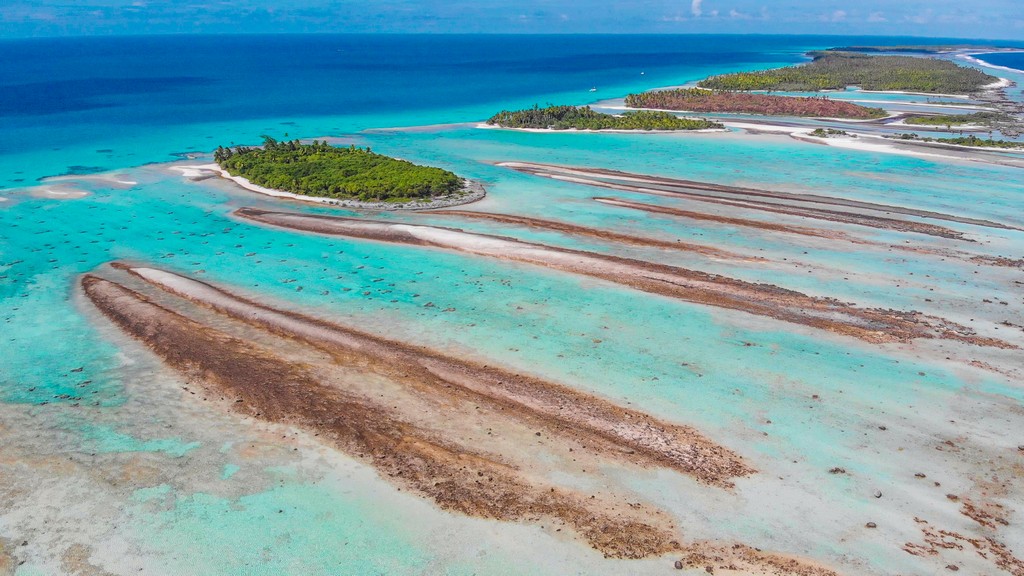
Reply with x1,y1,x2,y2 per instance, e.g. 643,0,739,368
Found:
1,0,1023,40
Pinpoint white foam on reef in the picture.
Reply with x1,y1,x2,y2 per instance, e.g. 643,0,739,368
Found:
958,52,1024,76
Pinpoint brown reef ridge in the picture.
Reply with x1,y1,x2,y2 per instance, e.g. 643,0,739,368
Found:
79,265,839,574
500,162,1021,240
234,207,1013,348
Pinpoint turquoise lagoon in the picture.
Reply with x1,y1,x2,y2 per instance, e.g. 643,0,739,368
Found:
1,35,1023,574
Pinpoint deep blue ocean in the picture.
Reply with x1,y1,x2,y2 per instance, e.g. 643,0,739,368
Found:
2,34,1022,188
977,50,1024,72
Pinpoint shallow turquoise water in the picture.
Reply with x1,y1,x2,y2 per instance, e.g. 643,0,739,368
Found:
2,35,1023,575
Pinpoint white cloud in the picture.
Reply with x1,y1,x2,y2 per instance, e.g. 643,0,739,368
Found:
691,0,703,17
906,9,933,24
867,11,886,22
819,9,846,22
729,8,750,20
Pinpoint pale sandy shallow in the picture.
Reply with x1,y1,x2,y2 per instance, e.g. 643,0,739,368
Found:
723,121,1024,164
171,163,485,210
26,184,90,200
42,174,138,187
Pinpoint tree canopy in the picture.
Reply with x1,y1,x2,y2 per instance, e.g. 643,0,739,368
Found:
624,88,886,119
697,52,999,94
215,137,463,202
486,105,721,130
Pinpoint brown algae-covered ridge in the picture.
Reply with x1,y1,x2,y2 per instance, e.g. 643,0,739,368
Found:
79,273,678,558
524,166,971,240
427,209,757,260
499,161,1019,233
592,196,836,239
233,207,1014,349
81,270,842,574
115,263,753,486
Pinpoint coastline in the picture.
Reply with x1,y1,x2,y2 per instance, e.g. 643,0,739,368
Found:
723,120,1024,167
475,122,727,134
8,34,1024,576
958,52,1024,75
172,163,486,211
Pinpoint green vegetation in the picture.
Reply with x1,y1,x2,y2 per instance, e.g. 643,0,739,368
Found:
485,105,722,131
215,137,463,202
904,111,1011,127
889,133,1024,149
624,88,886,119
697,52,999,94
825,45,993,54
808,128,849,138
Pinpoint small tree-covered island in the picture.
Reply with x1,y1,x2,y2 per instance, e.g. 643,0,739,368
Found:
485,105,722,130
214,137,482,208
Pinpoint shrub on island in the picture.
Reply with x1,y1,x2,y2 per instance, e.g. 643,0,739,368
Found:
697,52,998,94
904,111,1011,127
624,88,886,119
888,133,1024,149
214,137,463,202
485,105,722,131
808,128,850,138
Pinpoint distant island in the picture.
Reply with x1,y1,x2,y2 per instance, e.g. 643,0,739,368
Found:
624,88,886,119
213,137,481,208
697,51,1000,94
825,45,999,54
888,133,1024,150
903,111,1011,127
485,105,722,131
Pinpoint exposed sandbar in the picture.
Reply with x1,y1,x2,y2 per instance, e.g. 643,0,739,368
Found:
592,197,836,239
119,263,753,487
428,209,755,260
234,207,1012,348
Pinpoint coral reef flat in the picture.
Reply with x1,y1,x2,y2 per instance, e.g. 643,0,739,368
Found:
2,34,1023,576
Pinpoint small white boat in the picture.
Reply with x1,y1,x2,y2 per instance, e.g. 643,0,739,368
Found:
589,87,597,92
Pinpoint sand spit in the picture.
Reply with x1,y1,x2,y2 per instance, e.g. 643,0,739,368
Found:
81,269,840,574
118,263,753,487
500,162,1017,236
428,209,755,261
234,207,1012,348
